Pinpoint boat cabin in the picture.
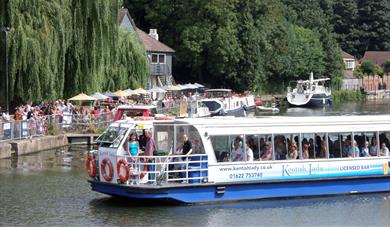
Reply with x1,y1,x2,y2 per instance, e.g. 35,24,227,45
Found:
114,105,157,121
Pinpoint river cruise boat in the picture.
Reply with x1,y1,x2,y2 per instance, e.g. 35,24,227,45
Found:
87,115,390,204
286,73,332,107
200,89,255,116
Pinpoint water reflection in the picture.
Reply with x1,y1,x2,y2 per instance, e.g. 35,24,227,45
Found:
255,100,390,116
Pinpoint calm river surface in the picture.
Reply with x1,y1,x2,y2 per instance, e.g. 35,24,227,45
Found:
1,100,389,226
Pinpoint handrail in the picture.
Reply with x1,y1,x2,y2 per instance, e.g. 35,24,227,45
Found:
113,154,208,185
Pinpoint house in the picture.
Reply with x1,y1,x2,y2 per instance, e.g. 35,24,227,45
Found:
360,51,390,67
341,50,356,79
118,8,175,88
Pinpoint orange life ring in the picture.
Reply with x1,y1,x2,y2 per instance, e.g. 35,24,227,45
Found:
86,155,97,177
100,158,114,182
117,159,130,183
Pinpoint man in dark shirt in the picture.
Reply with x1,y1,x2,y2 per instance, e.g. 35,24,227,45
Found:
144,130,156,182
182,134,192,155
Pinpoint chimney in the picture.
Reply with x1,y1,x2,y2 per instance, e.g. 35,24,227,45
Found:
149,29,159,41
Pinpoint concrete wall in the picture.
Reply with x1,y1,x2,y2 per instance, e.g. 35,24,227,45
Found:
0,135,68,159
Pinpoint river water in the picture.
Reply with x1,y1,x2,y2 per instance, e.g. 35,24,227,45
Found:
0,100,389,226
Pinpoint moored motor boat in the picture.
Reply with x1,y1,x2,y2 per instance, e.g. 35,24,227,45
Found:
286,72,332,107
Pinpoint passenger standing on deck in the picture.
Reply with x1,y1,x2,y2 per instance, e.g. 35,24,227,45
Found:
144,130,156,181
127,132,140,181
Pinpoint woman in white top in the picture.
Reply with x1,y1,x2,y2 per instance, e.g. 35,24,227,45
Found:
380,143,389,156
245,142,254,161
232,139,244,161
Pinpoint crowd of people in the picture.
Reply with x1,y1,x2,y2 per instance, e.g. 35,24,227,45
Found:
0,100,119,140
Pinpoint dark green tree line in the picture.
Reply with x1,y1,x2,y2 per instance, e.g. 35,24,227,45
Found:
0,0,149,105
125,0,339,93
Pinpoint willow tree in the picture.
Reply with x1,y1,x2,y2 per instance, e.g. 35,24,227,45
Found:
0,0,148,104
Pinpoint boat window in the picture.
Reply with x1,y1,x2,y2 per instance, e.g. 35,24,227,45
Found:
286,133,300,160
245,135,258,161
274,134,287,160
301,133,329,159
314,133,328,159
354,132,374,157
175,125,204,155
379,131,390,156
154,125,174,155
96,126,128,148
211,136,230,162
258,134,273,161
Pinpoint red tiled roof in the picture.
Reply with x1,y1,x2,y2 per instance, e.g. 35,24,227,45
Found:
360,51,390,66
136,28,175,53
341,50,354,59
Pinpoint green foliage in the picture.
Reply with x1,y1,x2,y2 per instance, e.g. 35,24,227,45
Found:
125,0,343,94
359,61,383,76
332,90,365,104
333,0,390,57
383,60,390,75
0,0,149,104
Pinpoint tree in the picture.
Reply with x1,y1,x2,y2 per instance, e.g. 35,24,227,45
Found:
360,61,383,76
383,60,390,74
357,0,390,56
332,0,360,57
0,0,149,104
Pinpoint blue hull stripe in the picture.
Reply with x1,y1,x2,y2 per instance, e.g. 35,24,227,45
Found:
90,176,390,204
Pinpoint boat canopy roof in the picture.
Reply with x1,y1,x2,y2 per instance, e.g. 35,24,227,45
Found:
296,77,330,84
205,89,232,93
117,104,156,110
154,115,390,135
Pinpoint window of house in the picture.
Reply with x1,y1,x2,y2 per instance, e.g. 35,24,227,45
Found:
345,60,355,70
151,54,166,64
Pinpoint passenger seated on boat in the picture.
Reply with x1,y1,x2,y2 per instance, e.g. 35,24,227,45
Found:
245,142,254,161
260,142,273,161
302,143,310,159
218,151,229,162
360,141,370,157
344,140,360,158
288,143,298,160
274,136,287,160
369,138,378,156
232,138,244,162
380,143,389,156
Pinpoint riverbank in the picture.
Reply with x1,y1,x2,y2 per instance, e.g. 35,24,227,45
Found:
0,135,68,159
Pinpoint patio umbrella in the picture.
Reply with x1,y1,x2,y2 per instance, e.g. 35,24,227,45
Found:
148,87,167,93
193,82,205,88
163,85,182,91
68,93,97,101
133,88,150,94
91,92,109,100
183,83,198,89
114,90,130,97
103,91,116,97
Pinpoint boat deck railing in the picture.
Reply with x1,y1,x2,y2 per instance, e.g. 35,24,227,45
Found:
114,154,208,185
